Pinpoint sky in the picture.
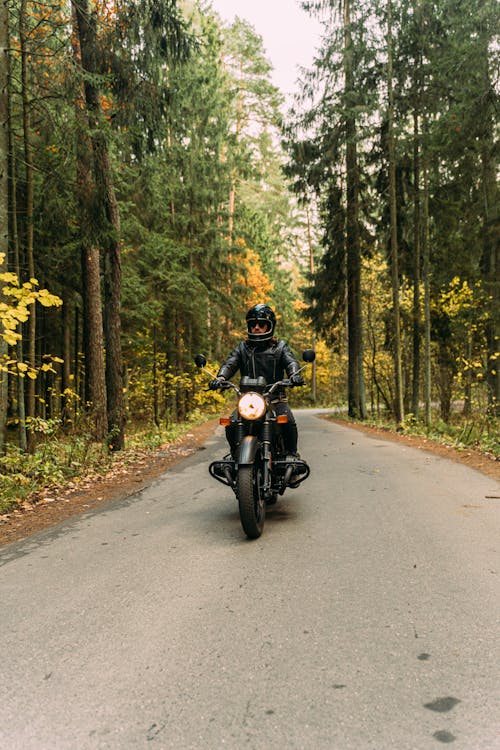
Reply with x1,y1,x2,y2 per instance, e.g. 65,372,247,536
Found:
208,0,323,102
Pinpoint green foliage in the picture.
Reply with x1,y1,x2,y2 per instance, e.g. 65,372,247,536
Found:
0,412,215,514
290,0,499,421
0,423,106,513
335,410,499,460
4,0,497,464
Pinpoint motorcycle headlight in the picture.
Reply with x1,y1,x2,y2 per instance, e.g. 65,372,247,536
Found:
238,392,266,421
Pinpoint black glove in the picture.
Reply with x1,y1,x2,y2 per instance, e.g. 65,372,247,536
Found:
209,377,225,390
290,373,305,387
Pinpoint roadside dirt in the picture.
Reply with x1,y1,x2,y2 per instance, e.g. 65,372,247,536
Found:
0,419,218,548
0,415,498,549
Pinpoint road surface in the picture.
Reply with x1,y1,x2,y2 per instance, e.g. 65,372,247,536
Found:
1,411,499,749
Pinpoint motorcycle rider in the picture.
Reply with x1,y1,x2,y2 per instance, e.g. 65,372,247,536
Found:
209,303,304,458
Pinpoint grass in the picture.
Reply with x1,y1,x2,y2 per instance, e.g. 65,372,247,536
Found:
0,410,211,515
333,410,499,459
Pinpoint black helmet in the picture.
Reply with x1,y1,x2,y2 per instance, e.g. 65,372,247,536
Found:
246,304,276,343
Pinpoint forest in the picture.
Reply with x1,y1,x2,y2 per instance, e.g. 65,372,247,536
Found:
0,0,498,508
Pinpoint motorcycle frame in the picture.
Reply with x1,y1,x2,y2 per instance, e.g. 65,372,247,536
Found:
210,398,309,498
236,404,278,501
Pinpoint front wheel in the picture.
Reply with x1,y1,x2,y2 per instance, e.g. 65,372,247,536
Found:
237,464,265,539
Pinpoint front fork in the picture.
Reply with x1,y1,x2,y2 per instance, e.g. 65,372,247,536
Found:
236,416,274,499
260,418,273,497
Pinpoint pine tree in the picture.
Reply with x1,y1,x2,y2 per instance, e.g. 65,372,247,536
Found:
0,0,8,451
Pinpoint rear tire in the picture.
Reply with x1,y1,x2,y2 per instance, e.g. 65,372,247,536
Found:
237,464,265,539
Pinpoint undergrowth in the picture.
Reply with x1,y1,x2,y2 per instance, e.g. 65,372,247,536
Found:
0,410,210,515
340,410,499,458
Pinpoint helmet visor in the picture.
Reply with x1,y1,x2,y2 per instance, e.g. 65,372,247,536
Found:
247,318,271,332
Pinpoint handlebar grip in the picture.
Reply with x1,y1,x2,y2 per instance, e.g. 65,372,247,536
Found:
209,378,225,390
209,379,233,391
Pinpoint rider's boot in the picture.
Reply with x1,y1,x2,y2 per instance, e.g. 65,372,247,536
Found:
285,424,300,459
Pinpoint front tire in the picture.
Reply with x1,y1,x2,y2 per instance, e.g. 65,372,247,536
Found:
237,464,265,539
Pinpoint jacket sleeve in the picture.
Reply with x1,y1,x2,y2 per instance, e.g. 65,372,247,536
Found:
280,342,301,377
217,343,243,380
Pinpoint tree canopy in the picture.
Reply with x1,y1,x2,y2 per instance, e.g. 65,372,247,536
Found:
0,0,497,460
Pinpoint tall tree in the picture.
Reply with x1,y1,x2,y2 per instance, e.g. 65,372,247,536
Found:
73,0,125,448
475,11,499,415
288,0,371,417
409,2,423,418
220,17,283,241
70,7,107,441
0,0,8,451
386,0,404,426
422,114,431,426
19,0,37,451
343,0,367,419
6,2,26,449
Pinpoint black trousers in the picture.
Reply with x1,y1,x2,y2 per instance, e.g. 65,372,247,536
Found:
225,402,298,456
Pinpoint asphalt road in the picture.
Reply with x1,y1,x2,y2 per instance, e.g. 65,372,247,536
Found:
1,411,499,750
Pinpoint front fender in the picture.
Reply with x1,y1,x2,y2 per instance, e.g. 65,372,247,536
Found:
238,435,260,465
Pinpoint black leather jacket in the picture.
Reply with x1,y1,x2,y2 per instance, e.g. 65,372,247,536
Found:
217,339,300,390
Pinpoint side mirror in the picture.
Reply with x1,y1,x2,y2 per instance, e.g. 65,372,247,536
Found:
302,349,316,363
194,354,207,369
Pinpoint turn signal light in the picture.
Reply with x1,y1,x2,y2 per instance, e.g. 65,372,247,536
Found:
276,415,288,424
219,417,231,426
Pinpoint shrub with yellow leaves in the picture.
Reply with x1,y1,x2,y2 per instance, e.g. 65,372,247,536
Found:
0,252,62,369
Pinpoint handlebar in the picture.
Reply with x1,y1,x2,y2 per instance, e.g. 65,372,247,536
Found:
211,377,301,396
209,379,238,393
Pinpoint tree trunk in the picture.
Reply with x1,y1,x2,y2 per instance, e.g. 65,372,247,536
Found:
71,5,107,441
7,55,27,450
0,0,28,451
411,109,421,417
19,0,36,452
0,0,8,452
474,25,499,416
227,70,244,244
387,0,404,428
61,291,72,425
410,3,426,421
81,245,108,439
463,332,472,417
73,304,81,418
228,177,236,243
306,202,317,403
480,141,499,416
344,0,366,420
422,114,432,428
99,141,125,449
152,325,159,429
74,0,124,448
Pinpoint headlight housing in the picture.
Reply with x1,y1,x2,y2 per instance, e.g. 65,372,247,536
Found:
238,392,266,420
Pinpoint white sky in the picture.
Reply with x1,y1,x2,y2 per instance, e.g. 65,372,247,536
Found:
208,0,323,102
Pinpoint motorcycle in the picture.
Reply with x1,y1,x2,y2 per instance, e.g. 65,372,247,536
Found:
194,349,316,539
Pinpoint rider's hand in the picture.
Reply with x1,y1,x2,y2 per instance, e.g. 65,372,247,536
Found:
209,377,225,390
290,373,305,387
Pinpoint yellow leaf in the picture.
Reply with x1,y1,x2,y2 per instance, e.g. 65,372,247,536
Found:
1,332,19,345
